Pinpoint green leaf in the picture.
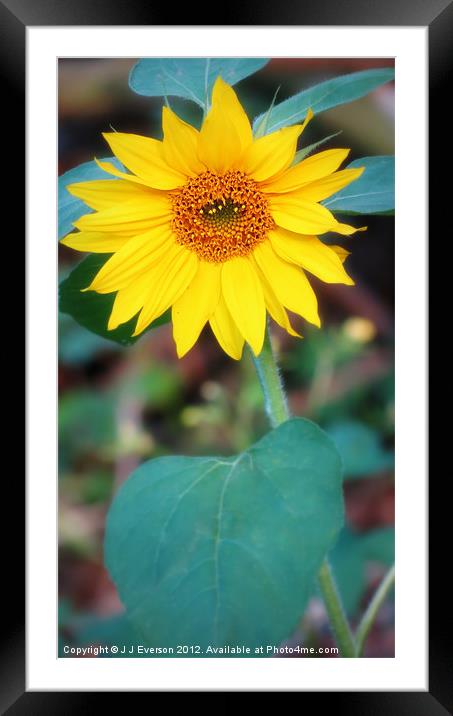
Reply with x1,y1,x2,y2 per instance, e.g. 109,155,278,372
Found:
59,254,170,346
326,420,394,479
323,156,394,215
129,58,270,107
59,158,124,239
252,68,394,135
105,418,343,654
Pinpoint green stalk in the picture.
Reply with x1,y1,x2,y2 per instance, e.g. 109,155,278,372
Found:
355,564,395,656
250,327,289,427
250,324,356,657
317,560,357,657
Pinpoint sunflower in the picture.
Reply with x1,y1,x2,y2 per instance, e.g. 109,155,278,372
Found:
61,76,365,359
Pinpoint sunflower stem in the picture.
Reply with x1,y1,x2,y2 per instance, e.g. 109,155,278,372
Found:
250,326,290,427
250,323,357,658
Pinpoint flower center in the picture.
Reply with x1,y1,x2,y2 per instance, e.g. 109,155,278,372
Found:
171,170,274,262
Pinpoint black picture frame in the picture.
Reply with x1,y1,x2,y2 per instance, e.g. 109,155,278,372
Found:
6,0,444,708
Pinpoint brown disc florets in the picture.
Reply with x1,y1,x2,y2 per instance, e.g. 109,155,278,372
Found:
171,170,274,262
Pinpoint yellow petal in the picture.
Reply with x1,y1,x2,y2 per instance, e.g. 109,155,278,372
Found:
209,296,244,360
330,245,351,263
221,257,266,356
102,132,187,189
172,261,222,357
269,195,337,235
74,195,172,235
133,245,198,335
162,106,206,177
198,76,253,173
95,159,159,188
290,167,364,203
242,109,312,183
108,273,151,330
66,179,155,211
262,148,350,193
259,272,301,337
86,225,175,293
270,228,354,285
241,126,303,183
60,231,129,253
253,240,320,327
331,222,367,236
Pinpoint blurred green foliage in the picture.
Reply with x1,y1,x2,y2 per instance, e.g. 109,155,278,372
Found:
327,420,394,479
59,313,123,364
328,527,394,616
284,323,394,435
59,390,116,469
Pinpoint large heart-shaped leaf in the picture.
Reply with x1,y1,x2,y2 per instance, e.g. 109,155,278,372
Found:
129,58,269,107
105,418,343,654
59,254,170,346
323,156,394,215
252,68,394,135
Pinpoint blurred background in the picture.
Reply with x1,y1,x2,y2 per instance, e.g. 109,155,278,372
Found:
58,58,395,658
